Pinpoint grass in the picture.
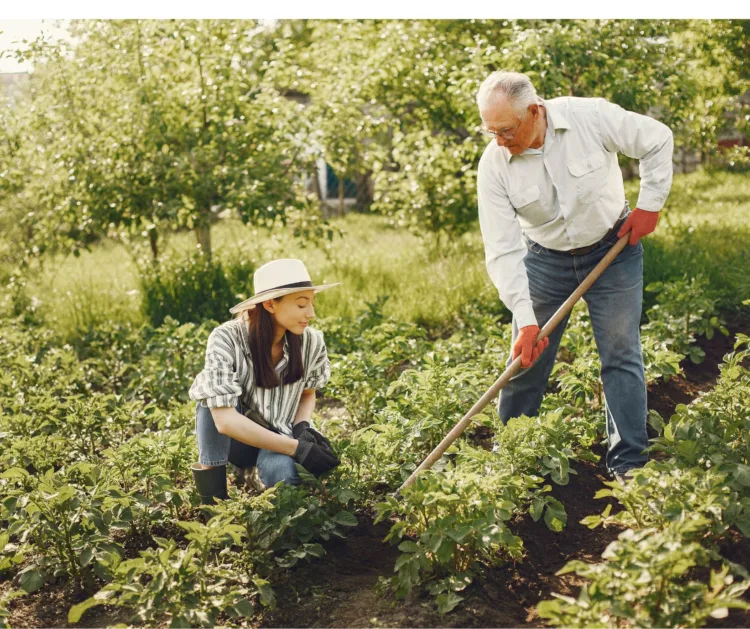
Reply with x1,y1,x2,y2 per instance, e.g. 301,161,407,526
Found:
626,169,750,313
20,169,750,340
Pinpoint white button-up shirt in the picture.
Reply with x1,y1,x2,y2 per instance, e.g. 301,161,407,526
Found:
477,96,674,328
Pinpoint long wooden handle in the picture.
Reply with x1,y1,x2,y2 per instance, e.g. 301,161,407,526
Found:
395,234,631,495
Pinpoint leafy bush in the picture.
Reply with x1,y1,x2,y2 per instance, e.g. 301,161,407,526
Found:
493,408,601,483
102,425,196,532
375,466,527,614
375,358,496,457
327,318,431,425
643,275,728,364
2,463,129,593
649,337,750,480
538,517,750,628
68,517,263,627
138,251,237,327
583,462,746,540
124,316,216,405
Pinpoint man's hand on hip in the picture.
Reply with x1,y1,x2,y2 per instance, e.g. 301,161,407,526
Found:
513,325,549,369
617,208,659,246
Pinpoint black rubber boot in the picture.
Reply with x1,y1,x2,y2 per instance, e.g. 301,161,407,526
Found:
191,463,228,505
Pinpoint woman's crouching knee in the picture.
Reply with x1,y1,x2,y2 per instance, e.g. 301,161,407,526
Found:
258,452,301,487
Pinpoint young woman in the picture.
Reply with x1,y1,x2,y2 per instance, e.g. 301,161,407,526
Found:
189,258,340,504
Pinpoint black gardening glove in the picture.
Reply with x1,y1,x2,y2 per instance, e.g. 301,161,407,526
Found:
292,421,334,452
293,438,340,476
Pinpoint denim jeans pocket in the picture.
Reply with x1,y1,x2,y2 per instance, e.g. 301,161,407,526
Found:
524,235,545,255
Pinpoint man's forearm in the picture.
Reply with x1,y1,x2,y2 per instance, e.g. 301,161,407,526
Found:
211,407,298,456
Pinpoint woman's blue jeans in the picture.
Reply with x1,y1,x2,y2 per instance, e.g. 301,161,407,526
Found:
195,402,300,487
498,231,649,475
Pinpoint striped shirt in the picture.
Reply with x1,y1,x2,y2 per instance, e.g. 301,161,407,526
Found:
188,318,330,437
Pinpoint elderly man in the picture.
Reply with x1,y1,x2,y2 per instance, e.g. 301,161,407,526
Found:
476,70,673,480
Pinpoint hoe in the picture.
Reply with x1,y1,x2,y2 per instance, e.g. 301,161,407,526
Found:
396,232,631,496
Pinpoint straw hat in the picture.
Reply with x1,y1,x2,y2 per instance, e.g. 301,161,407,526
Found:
229,259,339,314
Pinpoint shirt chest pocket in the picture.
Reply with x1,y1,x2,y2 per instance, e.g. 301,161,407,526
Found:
568,151,607,205
510,184,555,228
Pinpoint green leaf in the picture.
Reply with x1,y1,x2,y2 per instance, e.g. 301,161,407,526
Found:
435,591,463,614
435,539,456,565
233,598,255,617
398,541,419,553
1,468,30,480
335,488,359,504
530,497,545,522
734,515,750,537
733,464,750,487
68,597,102,624
19,569,44,593
333,511,358,527
580,514,602,530
79,547,94,567
254,578,276,608
543,498,567,533
394,553,414,572
537,599,563,618
446,525,473,543
676,440,698,463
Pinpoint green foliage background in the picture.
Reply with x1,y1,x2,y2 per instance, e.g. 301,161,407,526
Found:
1,19,748,271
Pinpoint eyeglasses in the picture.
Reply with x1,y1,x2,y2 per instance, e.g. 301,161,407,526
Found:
481,109,528,141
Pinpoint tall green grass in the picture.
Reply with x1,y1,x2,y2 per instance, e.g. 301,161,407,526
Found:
21,169,750,341
626,169,750,313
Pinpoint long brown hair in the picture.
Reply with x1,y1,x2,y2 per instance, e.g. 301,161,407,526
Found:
244,299,303,388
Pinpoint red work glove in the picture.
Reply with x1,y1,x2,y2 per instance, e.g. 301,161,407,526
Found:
617,208,659,246
513,325,550,369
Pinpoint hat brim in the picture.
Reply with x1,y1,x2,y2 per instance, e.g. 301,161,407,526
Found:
229,283,340,314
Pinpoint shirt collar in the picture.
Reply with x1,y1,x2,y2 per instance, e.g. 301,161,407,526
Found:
542,98,572,134
238,316,253,356
508,98,571,161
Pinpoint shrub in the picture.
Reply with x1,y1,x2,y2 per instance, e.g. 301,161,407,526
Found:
138,252,237,327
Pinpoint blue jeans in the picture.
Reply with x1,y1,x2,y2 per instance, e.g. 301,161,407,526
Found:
498,229,648,475
195,402,301,487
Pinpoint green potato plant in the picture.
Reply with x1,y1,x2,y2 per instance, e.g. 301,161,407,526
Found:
582,462,741,540
649,338,750,480
643,275,729,364
68,517,266,627
2,464,129,593
538,517,750,628
375,466,526,614
327,319,431,426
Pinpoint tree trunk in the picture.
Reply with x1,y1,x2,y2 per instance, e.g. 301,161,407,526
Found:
338,179,345,217
312,165,323,202
195,220,211,260
355,171,373,213
148,227,158,260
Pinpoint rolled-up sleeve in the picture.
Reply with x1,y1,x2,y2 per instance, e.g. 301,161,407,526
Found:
477,150,538,328
595,98,674,212
189,327,243,408
303,329,331,390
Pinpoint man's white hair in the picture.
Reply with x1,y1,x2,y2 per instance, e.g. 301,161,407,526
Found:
476,71,539,115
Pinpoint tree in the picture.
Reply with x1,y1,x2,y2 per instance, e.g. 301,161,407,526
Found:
294,20,708,245
3,19,318,262
672,20,750,167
